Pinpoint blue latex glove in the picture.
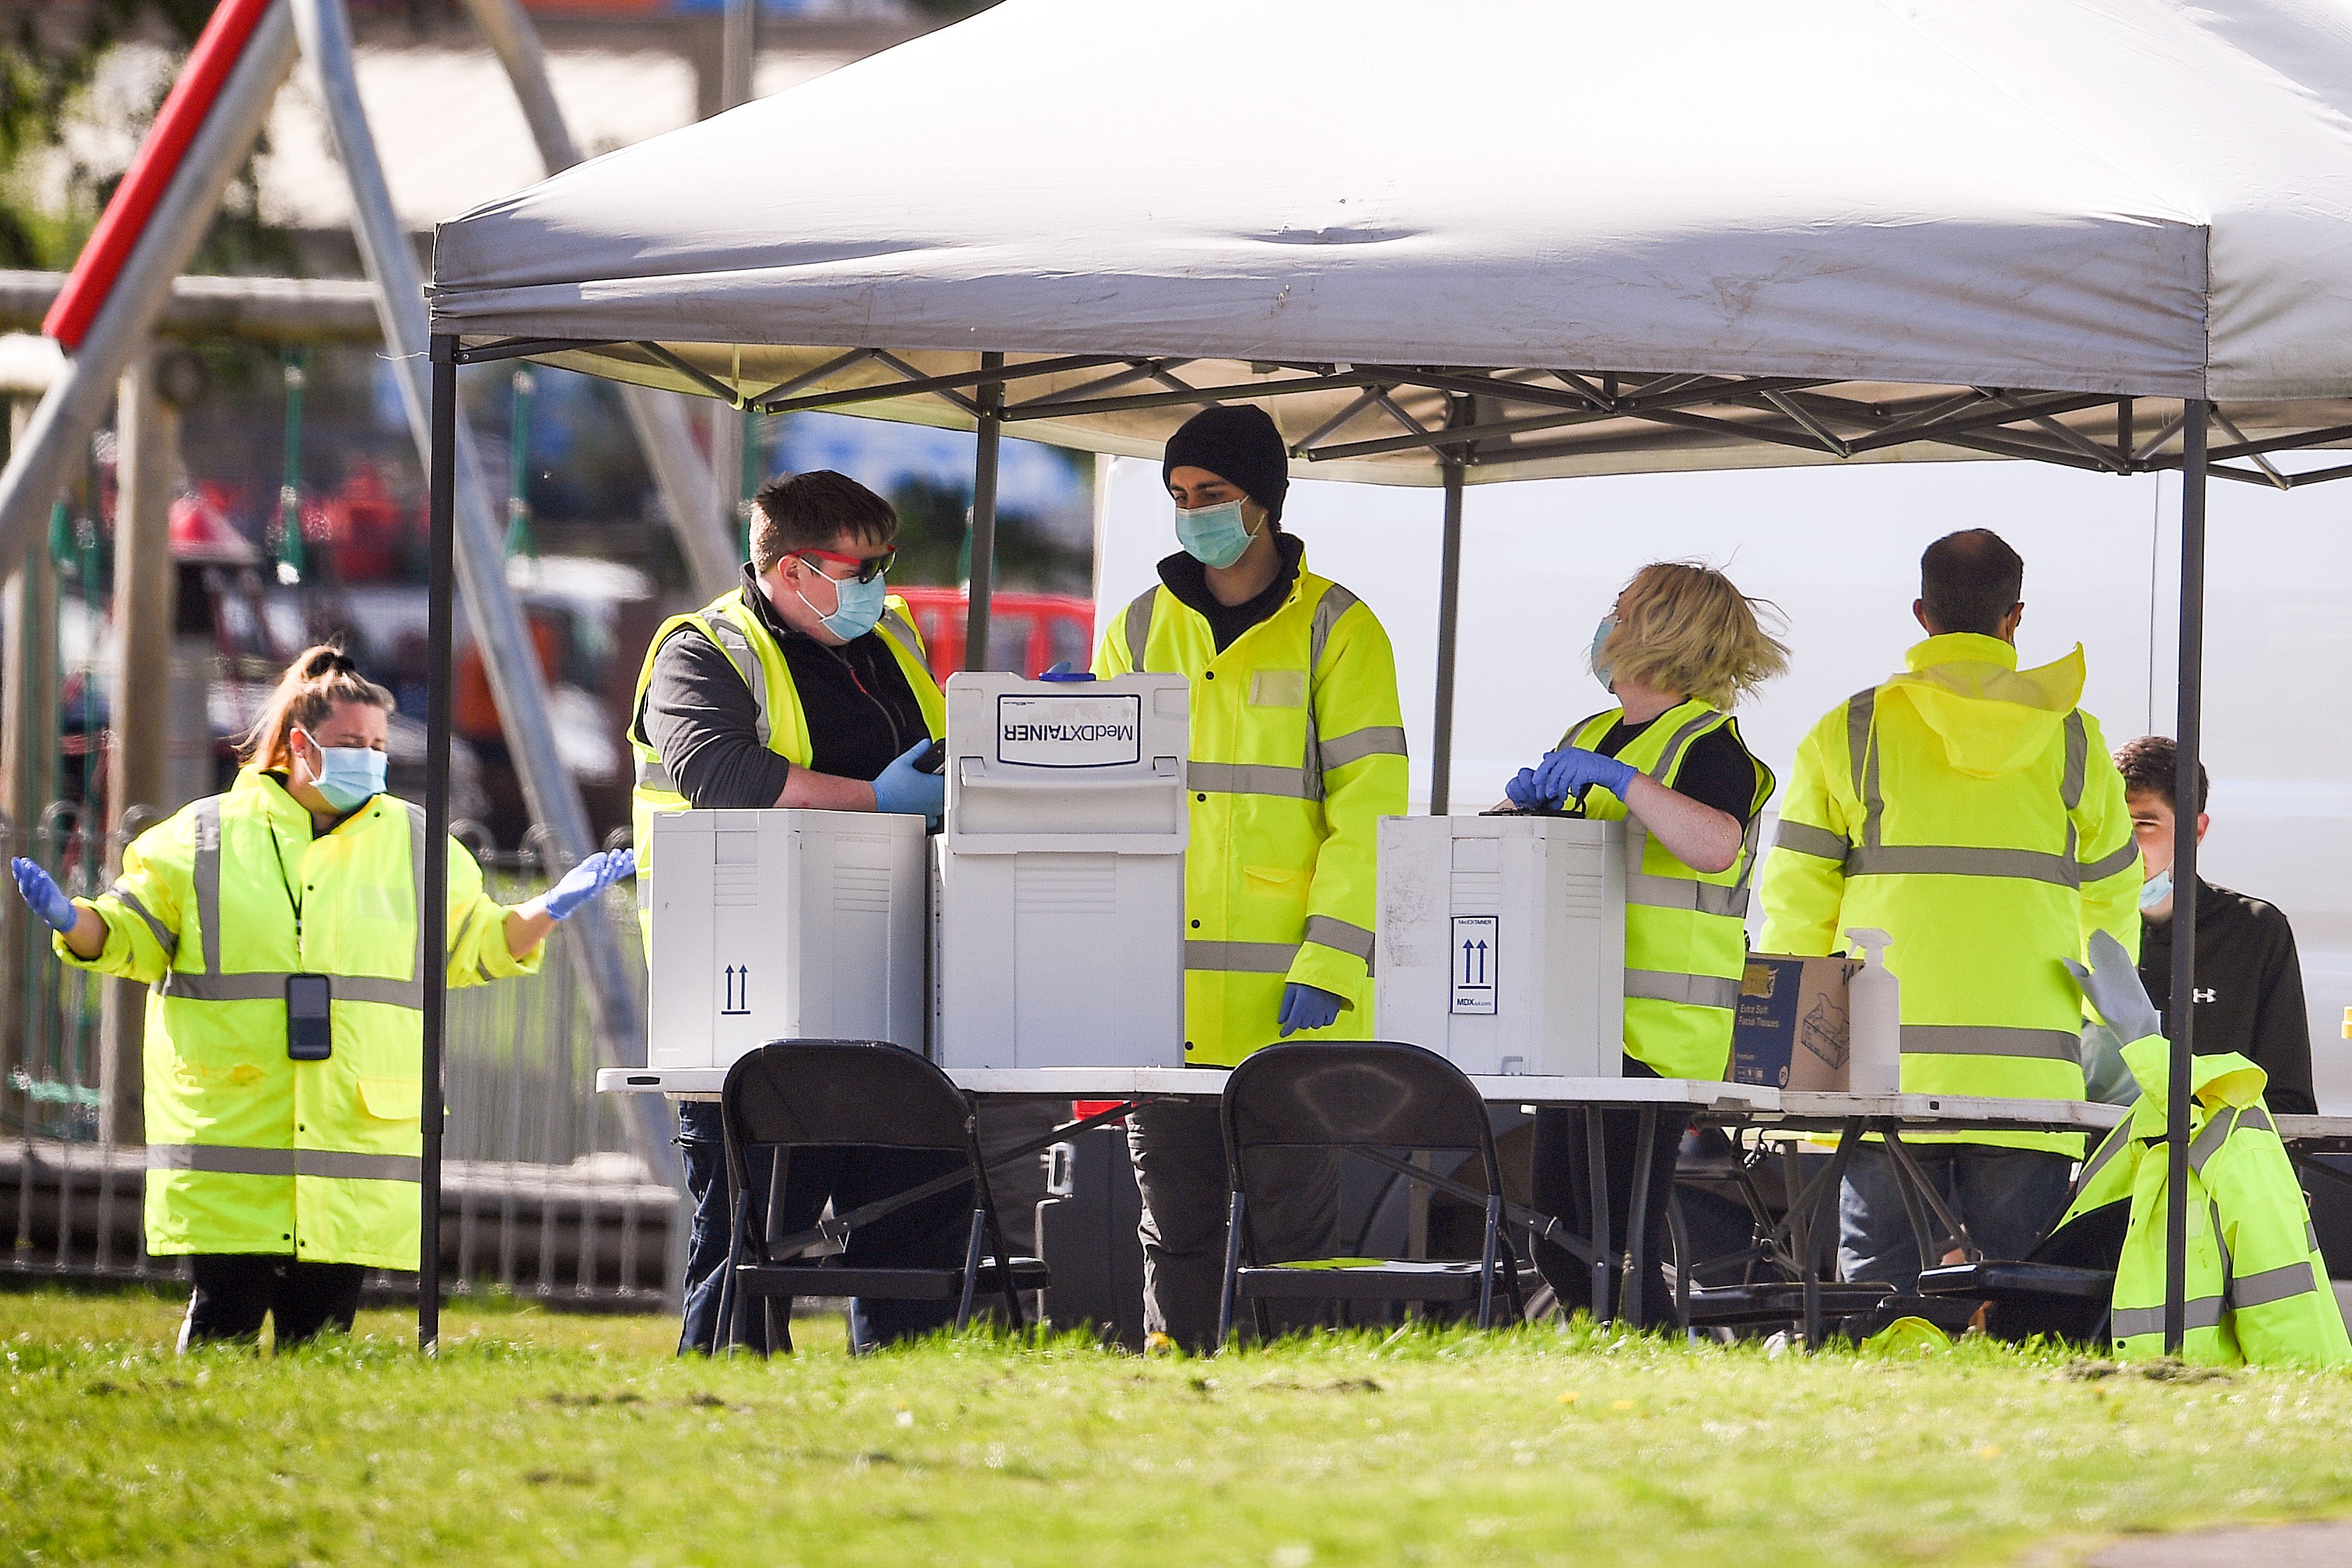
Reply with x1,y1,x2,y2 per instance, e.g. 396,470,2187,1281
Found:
872,740,946,824
11,857,78,935
1277,982,1344,1038
1504,767,1549,809
544,848,635,921
1532,745,1636,803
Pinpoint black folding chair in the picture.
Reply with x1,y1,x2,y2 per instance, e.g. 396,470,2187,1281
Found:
1915,1191,2126,1344
719,1040,1048,1355
1216,1041,1524,1347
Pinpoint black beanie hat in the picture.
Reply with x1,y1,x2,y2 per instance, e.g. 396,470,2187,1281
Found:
1162,404,1290,526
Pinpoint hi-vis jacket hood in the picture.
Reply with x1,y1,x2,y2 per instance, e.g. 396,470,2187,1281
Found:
1884,633,2087,779
2121,1032,2268,1137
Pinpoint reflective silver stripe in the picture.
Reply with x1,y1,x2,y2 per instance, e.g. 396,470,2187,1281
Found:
1846,687,1880,850
1310,582,1359,670
1773,821,1850,861
2061,711,2089,812
2232,1259,2322,1310
1624,968,1741,1011
1647,707,1725,783
148,1143,296,1176
1845,845,2081,885
109,883,178,959
2079,842,2140,880
402,802,428,1001
698,610,772,749
1899,1024,2083,1061
339,976,425,1009
1185,940,1300,974
2310,1221,2324,1255
634,756,676,791
878,605,922,655
1302,914,1376,964
1318,726,1407,771
2113,1297,2225,1337
192,796,223,975
297,1150,424,1182
147,1145,422,1182
160,972,292,1002
1124,586,1158,672
2237,1105,2276,1138
2067,1122,2132,1205
1187,762,1313,798
1624,871,1749,919
2188,1108,2239,1176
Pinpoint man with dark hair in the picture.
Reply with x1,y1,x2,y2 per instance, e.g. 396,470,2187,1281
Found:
2112,735,2315,1114
626,468,963,1355
1761,528,2141,1287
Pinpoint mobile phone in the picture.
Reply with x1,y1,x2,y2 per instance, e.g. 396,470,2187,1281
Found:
286,974,333,1061
914,740,947,775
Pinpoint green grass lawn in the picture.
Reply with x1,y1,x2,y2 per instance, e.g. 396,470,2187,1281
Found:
6,1286,2352,1567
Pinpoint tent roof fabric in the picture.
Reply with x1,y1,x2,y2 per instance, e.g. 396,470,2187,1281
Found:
427,0,2352,484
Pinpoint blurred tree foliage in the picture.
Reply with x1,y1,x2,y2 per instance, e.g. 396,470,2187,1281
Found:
0,1,296,273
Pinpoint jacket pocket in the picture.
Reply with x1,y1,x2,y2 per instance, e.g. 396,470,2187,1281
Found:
1249,670,1307,709
358,1075,423,1122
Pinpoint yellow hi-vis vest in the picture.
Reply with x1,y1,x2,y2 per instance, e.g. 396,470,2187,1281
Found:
1094,554,1408,1066
2058,1036,2350,1366
1563,701,1775,1081
626,583,944,956
55,768,538,1269
1759,634,2141,1152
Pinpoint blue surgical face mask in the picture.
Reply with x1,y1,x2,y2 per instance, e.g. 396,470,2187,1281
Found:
2140,864,2173,911
1174,499,1258,570
796,563,888,641
298,730,387,813
1590,614,1619,690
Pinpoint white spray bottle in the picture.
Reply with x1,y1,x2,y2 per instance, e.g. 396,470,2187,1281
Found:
1843,927,1901,1095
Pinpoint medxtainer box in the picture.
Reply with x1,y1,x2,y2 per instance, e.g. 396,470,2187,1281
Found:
647,808,930,1068
1731,954,1858,1090
1375,814,1628,1078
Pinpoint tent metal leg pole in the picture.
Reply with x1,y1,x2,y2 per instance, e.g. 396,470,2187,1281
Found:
964,352,1005,671
2164,400,2208,1356
1429,453,1465,814
423,336,458,1355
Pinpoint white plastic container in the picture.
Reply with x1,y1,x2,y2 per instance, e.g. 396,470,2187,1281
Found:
1375,814,1628,1077
646,807,929,1067
1841,926,1903,1094
931,672,1190,1068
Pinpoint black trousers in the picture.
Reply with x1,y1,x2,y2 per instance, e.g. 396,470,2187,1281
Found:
180,1254,366,1349
677,1100,977,1355
1530,1060,1689,1330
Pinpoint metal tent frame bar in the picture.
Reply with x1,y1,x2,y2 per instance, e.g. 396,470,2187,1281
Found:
436,327,2326,1355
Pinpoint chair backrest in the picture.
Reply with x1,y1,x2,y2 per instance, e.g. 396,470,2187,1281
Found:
721,1040,975,1156
1221,1040,1500,1195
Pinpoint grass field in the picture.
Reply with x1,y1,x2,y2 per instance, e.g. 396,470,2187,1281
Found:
6,1286,2352,1567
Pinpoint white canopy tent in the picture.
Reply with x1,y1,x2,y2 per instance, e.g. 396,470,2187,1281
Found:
423,0,2352,1351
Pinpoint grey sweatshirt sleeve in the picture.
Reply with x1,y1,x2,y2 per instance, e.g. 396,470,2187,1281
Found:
638,628,792,810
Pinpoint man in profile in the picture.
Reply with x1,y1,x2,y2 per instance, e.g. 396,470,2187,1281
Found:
1760,529,2141,1285
2115,734,2316,1115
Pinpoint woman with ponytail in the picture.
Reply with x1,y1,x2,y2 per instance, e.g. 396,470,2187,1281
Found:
10,644,633,1348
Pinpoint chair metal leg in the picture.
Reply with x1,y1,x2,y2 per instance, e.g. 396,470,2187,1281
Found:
1666,1189,1694,1343
953,1208,986,1332
1477,1194,1502,1329
1216,1190,1246,1352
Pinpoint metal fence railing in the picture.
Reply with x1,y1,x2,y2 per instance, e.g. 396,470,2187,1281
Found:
1,805,682,1311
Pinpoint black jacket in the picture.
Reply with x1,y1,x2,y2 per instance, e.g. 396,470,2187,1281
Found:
2139,880,2316,1116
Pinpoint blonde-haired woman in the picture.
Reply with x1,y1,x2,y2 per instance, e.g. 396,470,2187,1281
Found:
1502,562,1788,1327
9,645,633,1348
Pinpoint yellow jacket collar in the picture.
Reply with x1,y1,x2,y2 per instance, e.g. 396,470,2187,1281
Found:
1906,632,2016,672
2122,1033,2269,1138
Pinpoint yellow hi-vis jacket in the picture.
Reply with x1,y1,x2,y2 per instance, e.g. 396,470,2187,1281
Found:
1563,701,1775,1081
1094,554,1407,1066
1758,634,2141,1152
2058,1035,2350,1366
55,768,539,1270
626,581,944,956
